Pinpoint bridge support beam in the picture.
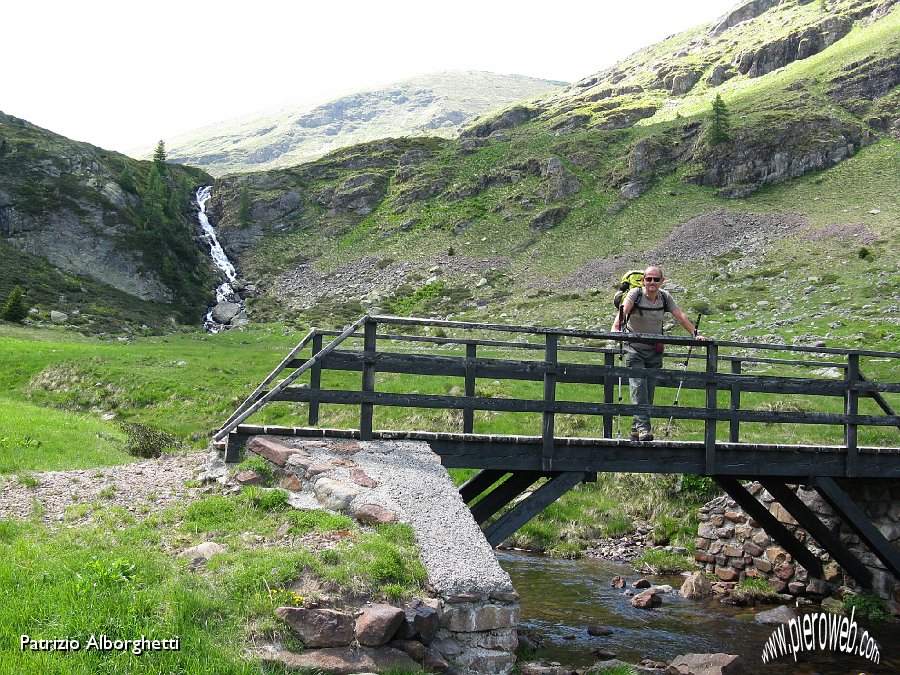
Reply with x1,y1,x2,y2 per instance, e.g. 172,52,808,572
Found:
759,479,871,588
483,472,585,548
470,472,543,525
714,477,823,578
812,477,900,581
459,470,506,504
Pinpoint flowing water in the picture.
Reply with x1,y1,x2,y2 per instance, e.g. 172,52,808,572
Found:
499,551,898,674
195,186,242,331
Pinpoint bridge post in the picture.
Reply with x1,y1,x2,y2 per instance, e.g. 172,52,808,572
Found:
845,353,859,478
542,333,558,471
729,359,741,443
308,332,323,426
705,343,718,475
360,319,377,441
463,343,477,434
603,351,614,438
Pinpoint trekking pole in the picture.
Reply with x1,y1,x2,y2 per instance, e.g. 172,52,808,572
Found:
616,305,625,438
664,314,702,439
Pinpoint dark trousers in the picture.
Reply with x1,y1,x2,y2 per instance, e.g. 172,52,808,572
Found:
624,345,663,432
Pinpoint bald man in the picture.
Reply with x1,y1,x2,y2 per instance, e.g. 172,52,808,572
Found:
611,265,705,440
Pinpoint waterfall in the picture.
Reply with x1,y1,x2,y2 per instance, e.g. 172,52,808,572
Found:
195,186,244,331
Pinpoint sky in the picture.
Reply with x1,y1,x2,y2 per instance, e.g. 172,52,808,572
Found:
2,0,738,154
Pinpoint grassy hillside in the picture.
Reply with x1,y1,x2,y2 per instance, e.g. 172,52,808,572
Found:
205,1,897,336
157,71,567,176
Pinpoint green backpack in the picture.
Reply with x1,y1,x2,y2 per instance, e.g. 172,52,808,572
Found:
613,270,645,309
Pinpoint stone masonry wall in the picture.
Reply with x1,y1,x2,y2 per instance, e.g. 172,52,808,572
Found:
695,480,900,614
224,435,519,674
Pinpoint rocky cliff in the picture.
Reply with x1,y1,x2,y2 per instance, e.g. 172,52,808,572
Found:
0,113,216,330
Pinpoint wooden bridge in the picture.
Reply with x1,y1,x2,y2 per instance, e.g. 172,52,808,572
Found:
215,314,900,588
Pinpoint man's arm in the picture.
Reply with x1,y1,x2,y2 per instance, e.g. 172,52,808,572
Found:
672,307,707,340
612,297,635,331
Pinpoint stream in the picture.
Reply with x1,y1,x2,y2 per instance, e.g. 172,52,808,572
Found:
499,551,898,674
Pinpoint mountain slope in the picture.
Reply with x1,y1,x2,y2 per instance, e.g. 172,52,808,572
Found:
0,113,216,331
158,72,566,176
205,0,898,351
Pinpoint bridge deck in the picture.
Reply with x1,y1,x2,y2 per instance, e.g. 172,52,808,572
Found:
227,424,900,479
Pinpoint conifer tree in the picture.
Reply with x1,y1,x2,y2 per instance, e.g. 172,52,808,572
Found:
1,286,28,322
152,140,167,176
709,94,731,146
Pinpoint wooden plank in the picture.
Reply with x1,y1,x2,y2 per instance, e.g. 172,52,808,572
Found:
369,314,900,358
470,472,543,524
226,425,900,477
483,472,585,547
846,354,859,478
730,359,741,444
543,333,558,471
603,352,614,438
705,343,719,475
464,343,477,434
309,332,323,426
459,469,506,503
812,477,900,580
859,371,900,429
714,477,824,577
213,316,369,441
224,432,251,463
274,387,900,427
220,327,317,434
759,480,872,588
360,320,377,441
314,350,859,397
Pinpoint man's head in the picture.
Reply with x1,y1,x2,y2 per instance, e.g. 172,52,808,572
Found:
643,266,664,292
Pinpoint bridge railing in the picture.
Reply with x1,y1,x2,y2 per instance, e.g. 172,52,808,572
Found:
216,314,899,476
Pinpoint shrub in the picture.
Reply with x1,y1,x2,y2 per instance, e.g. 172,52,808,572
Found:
120,423,178,458
843,594,886,620
242,487,289,511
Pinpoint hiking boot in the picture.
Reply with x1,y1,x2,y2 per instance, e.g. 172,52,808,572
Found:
638,431,654,441
629,428,640,440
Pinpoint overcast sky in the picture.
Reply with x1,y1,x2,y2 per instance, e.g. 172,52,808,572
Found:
3,0,737,154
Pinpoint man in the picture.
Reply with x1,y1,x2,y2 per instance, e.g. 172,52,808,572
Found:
611,265,705,441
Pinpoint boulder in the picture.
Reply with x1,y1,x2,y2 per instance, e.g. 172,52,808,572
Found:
355,603,406,647
260,645,418,674
275,607,354,647
248,436,307,467
587,625,613,636
211,301,241,324
313,477,360,511
668,653,747,675
680,572,713,599
50,310,68,323
179,542,226,560
350,468,378,488
353,503,398,525
390,638,426,661
630,589,662,609
530,206,570,230
754,605,797,626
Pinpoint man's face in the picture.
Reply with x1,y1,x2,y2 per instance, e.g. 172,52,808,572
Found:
643,267,663,291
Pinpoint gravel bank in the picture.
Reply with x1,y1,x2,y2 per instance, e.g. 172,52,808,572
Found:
0,453,205,523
